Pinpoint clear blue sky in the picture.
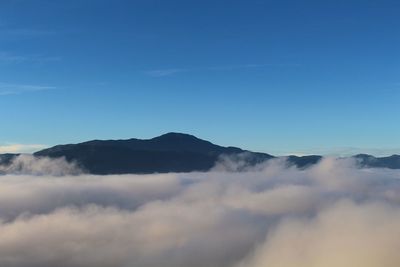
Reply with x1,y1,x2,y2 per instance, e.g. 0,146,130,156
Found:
0,0,399,155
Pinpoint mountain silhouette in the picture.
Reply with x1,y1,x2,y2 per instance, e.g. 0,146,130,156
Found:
33,133,273,174
1,133,399,174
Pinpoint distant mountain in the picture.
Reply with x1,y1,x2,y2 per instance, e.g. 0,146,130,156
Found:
0,133,399,174
33,133,274,174
354,154,400,169
0,153,19,165
286,155,323,169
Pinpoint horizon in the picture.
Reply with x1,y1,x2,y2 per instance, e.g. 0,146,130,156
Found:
1,2,400,266
1,131,399,157
1,0,399,155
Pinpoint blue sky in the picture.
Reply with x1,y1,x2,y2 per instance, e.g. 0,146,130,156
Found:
0,0,399,155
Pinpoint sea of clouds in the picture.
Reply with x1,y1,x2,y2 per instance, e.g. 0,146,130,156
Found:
0,154,400,267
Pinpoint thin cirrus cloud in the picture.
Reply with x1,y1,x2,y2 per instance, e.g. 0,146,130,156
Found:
144,63,300,77
144,68,188,77
0,52,61,64
0,82,56,96
1,155,400,266
206,63,301,71
0,27,55,41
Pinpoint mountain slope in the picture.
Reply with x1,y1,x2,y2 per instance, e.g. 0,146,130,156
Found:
354,154,400,169
0,153,19,165
33,133,274,174
1,133,399,174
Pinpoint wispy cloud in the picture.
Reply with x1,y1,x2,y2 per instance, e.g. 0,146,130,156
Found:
207,63,301,71
1,28,55,36
144,68,188,77
0,144,47,154
0,52,61,64
274,147,400,157
0,28,55,40
0,82,56,96
144,63,300,77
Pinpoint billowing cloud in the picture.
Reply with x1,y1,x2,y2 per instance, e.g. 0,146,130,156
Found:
237,200,400,267
0,158,400,267
0,154,81,176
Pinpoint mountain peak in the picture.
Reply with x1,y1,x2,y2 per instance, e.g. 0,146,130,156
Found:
32,132,270,174
9,133,399,175
153,132,200,141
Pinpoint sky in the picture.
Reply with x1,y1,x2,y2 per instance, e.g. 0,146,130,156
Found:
0,0,399,155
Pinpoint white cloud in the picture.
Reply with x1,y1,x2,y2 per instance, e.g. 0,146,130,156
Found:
0,154,81,176
0,158,400,266
144,63,300,77
144,68,188,77
0,83,55,96
0,52,61,64
237,200,400,267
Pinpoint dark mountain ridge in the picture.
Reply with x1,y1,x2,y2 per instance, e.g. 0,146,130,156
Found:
33,133,273,174
354,154,400,169
1,133,399,174
0,153,20,165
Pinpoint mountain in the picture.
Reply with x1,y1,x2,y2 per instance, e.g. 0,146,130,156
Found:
1,133,399,174
33,132,274,174
354,154,400,169
286,155,323,168
0,153,19,165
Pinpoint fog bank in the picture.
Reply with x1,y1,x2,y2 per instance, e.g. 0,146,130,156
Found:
0,157,399,267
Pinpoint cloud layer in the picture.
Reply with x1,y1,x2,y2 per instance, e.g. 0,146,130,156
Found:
0,157,400,267
0,155,81,176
